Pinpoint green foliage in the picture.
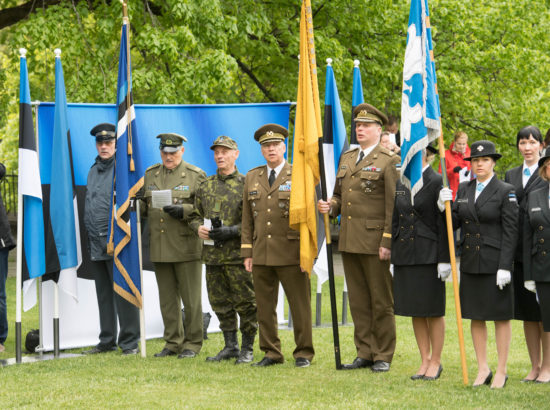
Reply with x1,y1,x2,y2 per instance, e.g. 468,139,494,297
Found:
1,0,549,175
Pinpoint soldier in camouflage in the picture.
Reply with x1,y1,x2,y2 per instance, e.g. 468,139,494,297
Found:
190,135,257,364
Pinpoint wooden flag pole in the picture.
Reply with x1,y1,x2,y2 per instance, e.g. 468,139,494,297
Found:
438,129,468,385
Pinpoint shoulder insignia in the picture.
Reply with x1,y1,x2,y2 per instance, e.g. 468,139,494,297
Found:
185,163,205,174
247,165,266,174
146,163,161,172
343,147,359,155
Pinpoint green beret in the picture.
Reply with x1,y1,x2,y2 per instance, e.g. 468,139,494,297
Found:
210,135,238,150
156,133,187,153
90,123,116,142
353,103,388,126
254,123,288,145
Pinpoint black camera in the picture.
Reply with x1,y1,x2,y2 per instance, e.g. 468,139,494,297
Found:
211,216,222,229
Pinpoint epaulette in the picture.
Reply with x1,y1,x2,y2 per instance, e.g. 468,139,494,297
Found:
343,147,359,155
146,163,161,172
247,165,266,174
379,146,395,157
185,162,205,174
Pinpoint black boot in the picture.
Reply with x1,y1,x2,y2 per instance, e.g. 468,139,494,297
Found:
235,332,255,364
206,331,239,362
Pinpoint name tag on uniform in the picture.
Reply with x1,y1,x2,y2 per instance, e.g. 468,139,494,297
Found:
508,193,517,202
531,207,542,212
395,163,402,170
249,190,258,196
395,191,406,196
363,166,380,172
279,183,291,192
457,199,468,203
340,165,347,170
174,185,190,191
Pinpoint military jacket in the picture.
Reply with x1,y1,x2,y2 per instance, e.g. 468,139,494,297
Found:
190,168,245,265
391,167,450,266
523,184,550,282
143,160,206,263
241,161,300,266
452,177,518,274
330,144,400,254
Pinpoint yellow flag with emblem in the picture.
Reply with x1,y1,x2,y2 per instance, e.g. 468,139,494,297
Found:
289,0,321,274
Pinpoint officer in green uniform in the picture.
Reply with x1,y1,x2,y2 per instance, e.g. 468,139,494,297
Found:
190,135,258,364
142,133,206,359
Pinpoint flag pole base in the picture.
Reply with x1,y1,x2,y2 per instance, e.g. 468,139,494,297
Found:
0,352,83,367
15,321,22,363
53,317,60,358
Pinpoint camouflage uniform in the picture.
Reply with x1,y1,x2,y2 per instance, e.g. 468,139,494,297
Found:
190,168,257,337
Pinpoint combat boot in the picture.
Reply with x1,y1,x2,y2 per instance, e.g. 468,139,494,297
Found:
235,332,255,364
206,330,239,362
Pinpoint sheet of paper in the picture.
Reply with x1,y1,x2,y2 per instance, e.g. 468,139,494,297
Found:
152,190,172,209
203,218,214,246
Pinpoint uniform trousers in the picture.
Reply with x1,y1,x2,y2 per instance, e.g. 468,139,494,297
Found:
252,264,314,362
206,264,257,336
154,260,203,353
0,249,9,344
342,252,396,363
90,260,140,351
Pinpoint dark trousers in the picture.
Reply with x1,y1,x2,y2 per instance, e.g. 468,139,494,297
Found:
0,249,8,344
90,260,140,351
252,264,314,362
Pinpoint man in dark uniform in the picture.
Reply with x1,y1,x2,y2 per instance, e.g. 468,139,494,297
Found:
190,135,257,364
318,103,400,372
142,133,206,359
83,123,140,355
241,124,314,368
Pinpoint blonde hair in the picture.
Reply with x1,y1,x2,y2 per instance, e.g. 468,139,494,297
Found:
454,131,468,141
539,158,550,182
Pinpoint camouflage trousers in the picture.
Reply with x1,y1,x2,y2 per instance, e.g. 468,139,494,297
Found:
205,264,258,336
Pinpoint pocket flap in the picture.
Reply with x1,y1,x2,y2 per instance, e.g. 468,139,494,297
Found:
366,220,384,230
360,171,380,181
482,236,501,249
172,190,191,199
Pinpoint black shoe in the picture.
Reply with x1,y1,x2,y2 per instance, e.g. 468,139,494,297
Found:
371,360,391,372
295,358,311,368
206,331,240,362
422,365,443,381
122,348,139,356
83,346,116,355
154,348,177,358
178,349,197,359
490,375,508,389
410,373,425,380
473,370,492,387
251,356,280,367
341,357,374,370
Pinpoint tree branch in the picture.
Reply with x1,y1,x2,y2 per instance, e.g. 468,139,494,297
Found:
0,0,61,30
232,55,275,102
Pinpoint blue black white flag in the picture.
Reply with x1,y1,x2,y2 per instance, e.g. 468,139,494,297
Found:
349,60,364,149
18,49,46,280
400,0,441,200
108,18,144,308
50,50,81,301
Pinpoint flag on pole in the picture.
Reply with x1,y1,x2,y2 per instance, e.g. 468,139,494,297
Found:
107,16,144,308
400,0,441,200
349,60,364,149
49,49,81,301
313,58,347,285
18,49,46,280
289,0,321,274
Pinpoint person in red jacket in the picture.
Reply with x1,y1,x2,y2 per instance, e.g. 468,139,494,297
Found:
439,131,472,198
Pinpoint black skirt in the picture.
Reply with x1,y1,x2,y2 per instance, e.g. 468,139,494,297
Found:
393,264,445,317
513,262,541,322
536,282,550,332
460,271,514,321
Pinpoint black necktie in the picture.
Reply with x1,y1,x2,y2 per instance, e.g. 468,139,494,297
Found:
269,169,276,187
356,151,365,165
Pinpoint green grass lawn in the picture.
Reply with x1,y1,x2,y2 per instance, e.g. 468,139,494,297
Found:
1,275,548,408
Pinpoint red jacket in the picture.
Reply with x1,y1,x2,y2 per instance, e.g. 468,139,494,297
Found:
439,142,471,199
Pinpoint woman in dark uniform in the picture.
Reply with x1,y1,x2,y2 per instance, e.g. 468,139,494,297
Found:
523,149,550,383
446,140,518,389
504,126,545,382
391,146,450,381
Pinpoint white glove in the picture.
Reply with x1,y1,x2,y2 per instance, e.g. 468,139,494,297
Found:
496,269,511,290
524,280,537,293
458,167,470,183
437,263,452,281
437,187,453,212
389,264,394,277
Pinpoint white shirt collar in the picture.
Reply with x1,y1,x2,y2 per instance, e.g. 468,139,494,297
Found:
358,144,377,162
267,159,285,179
523,161,538,176
476,174,494,187
422,164,430,173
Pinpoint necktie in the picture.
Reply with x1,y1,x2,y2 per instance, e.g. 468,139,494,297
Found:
476,182,484,192
524,168,531,177
357,151,365,165
268,169,276,187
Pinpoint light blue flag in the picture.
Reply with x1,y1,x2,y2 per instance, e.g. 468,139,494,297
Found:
400,0,441,200
50,50,81,300
350,60,365,149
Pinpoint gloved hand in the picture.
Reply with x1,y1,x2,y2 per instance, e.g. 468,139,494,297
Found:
163,204,184,220
463,168,470,177
437,263,452,281
209,225,239,241
389,264,394,277
524,280,537,293
496,269,511,290
437,187,453,212
453,166,462,173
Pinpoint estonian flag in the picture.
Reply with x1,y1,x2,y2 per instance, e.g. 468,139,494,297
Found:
400,0,441,200
49,49,81,301
108,18,144,308
349,60,364,150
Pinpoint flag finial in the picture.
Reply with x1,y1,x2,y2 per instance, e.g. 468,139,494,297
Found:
326,58,332,66
54,49,61,58
19,48,27,58
353,60,360,67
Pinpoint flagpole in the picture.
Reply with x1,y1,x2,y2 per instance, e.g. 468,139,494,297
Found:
136,200,146,357
15,173,23,364
437,130,468,385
